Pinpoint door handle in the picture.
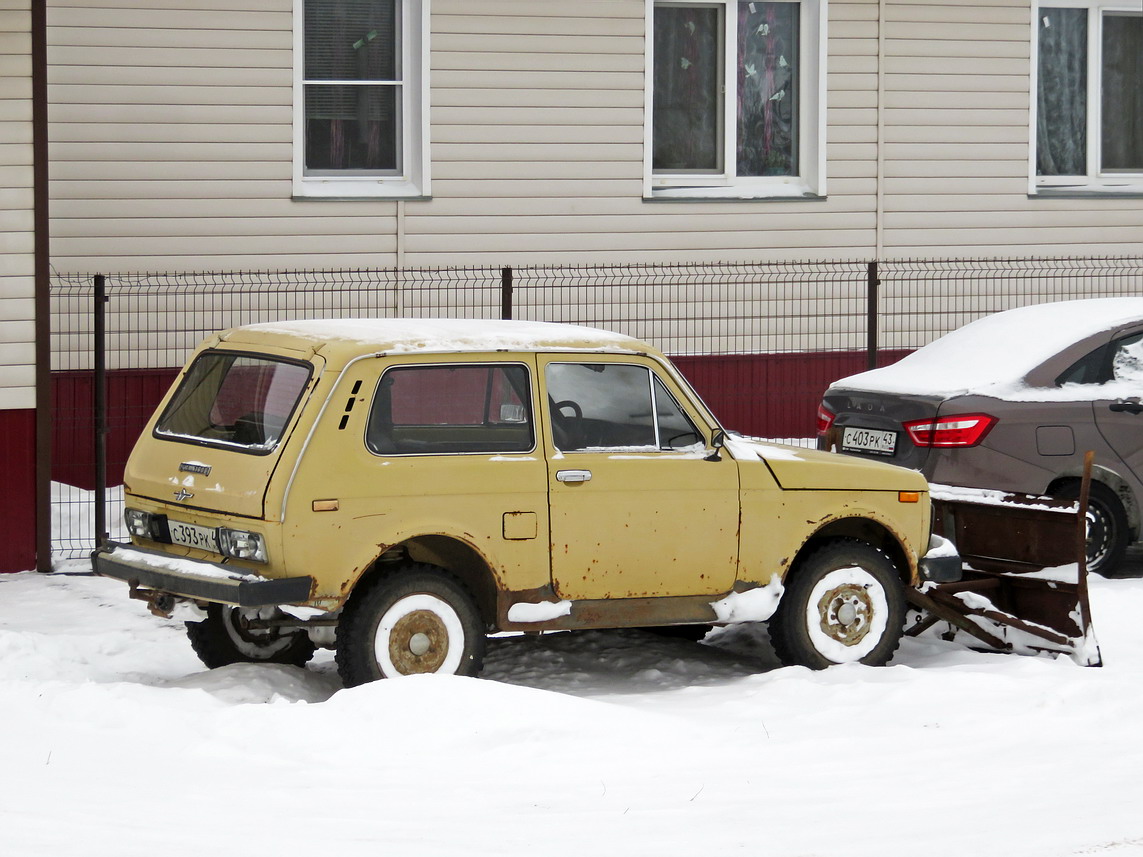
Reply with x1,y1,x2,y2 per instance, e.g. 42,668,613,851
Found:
556,469,592,483
1109,400,1143,415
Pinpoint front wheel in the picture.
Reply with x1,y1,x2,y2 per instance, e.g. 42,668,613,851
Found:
335,564,486,686
769,540,906,669
186,604,316,669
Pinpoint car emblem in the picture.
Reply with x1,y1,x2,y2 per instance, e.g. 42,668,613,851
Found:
173,489,194,502
179,462,212,476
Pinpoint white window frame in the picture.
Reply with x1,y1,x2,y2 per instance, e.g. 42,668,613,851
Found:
644,0,827,200
293,0,430,199
1031,0,1143,195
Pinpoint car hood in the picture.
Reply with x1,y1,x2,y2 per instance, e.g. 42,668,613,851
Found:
726,436,928,492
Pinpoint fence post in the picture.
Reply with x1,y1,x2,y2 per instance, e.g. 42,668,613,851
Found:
866,261,880,370
501,266,513,320
93,275,108,551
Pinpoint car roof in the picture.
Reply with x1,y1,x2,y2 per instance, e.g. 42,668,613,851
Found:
218,318,652,361
833,297,1143,398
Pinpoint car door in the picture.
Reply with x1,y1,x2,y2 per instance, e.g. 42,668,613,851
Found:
541,356,740,600
1092,328,1143,484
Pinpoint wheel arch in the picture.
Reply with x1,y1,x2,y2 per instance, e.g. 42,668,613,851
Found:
348,535,499,628
1047,468,1139,541
789,517,915,587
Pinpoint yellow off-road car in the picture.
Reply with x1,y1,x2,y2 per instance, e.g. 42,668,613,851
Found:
95,319,959,684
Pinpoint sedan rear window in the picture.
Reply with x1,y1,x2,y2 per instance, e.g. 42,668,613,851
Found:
155,352,312,453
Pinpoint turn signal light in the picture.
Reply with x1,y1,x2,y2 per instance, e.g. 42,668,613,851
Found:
902,413,997,448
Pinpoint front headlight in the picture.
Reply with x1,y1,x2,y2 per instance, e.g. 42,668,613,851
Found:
218,528,268,563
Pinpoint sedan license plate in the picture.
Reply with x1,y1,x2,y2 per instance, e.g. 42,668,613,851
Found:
168,520,220,552
841,426,897,456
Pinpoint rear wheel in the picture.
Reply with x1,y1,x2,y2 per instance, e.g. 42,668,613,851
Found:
186,604,316,669
336,564,486,686
769,540,906,669
1056,481,1129,576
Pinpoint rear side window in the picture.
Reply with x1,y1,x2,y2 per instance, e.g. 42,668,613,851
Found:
155,352,312,453
1058,331,1143,386
367,364,534,455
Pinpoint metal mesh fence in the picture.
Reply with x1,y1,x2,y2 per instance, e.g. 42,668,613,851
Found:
48,256,1143,561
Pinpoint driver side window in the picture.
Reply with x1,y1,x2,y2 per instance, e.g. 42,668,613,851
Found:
546,362,702,452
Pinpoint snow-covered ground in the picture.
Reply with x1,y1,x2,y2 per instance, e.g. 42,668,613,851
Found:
2,565,1142,856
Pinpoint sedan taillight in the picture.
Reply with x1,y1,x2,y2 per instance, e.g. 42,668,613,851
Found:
903,413,997,448
816,403,836,436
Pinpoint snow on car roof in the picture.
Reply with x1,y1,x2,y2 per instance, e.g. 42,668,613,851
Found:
233,318,645,354
833,298,1143,397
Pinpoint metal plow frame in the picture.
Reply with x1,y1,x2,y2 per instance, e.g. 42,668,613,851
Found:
907,454,1102,666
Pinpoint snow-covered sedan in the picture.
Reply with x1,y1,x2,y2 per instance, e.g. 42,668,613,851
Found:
818,298,1143,575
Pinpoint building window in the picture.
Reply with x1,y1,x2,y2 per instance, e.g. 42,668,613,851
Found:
294,0,428,198
1035,2,1143,192
646,0,825,200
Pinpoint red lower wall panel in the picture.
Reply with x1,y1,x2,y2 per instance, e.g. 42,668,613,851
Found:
671,350,910,439
0,409,37,572
52,368,180,490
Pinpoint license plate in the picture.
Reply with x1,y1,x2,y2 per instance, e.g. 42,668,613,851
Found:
841,426,897,456
168,520,219,552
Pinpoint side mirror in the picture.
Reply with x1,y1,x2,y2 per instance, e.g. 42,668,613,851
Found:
705,429,726,462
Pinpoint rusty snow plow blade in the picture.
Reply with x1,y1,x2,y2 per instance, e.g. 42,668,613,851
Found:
906,457,1101,667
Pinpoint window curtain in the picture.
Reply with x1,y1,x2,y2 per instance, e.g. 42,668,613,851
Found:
304,0,397,171
736,2,798,177
1101,14,1143,172
652,6,721,172
1037,8,1087,176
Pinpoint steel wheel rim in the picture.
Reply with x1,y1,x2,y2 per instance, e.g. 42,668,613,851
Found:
804,567,890,663
375,594,465,676
1085,501,1115,572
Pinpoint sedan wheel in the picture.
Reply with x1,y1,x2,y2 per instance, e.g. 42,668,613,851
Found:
1056,482,1129,576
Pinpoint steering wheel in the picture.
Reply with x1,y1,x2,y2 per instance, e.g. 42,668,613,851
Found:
664,430,701,449
553,400,583,420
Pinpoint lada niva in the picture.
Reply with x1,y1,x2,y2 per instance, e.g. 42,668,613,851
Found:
95,319,959,684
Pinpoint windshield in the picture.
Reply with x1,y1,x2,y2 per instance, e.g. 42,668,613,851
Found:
154,352,312,453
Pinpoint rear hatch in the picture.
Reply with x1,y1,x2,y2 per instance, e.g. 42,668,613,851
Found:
125,345,323,519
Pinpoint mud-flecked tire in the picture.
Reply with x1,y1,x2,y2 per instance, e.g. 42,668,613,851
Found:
186,604,316,669
1056,481,1129,577
769,540,906,670
335,564,486,686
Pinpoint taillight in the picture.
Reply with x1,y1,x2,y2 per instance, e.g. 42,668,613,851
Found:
903,413,997,448
816,403,835,435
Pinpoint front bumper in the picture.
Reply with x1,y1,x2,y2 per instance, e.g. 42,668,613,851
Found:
93,541,314,608
918,534,963,583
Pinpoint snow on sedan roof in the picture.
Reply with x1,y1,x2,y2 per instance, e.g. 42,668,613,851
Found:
833,297,1143,397
236,318,643,353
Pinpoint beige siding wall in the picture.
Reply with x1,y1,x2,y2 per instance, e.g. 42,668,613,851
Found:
1,0,35,409
48,0,398,271
420,0,878,264
879,0,1143,256
43,0,1143,273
